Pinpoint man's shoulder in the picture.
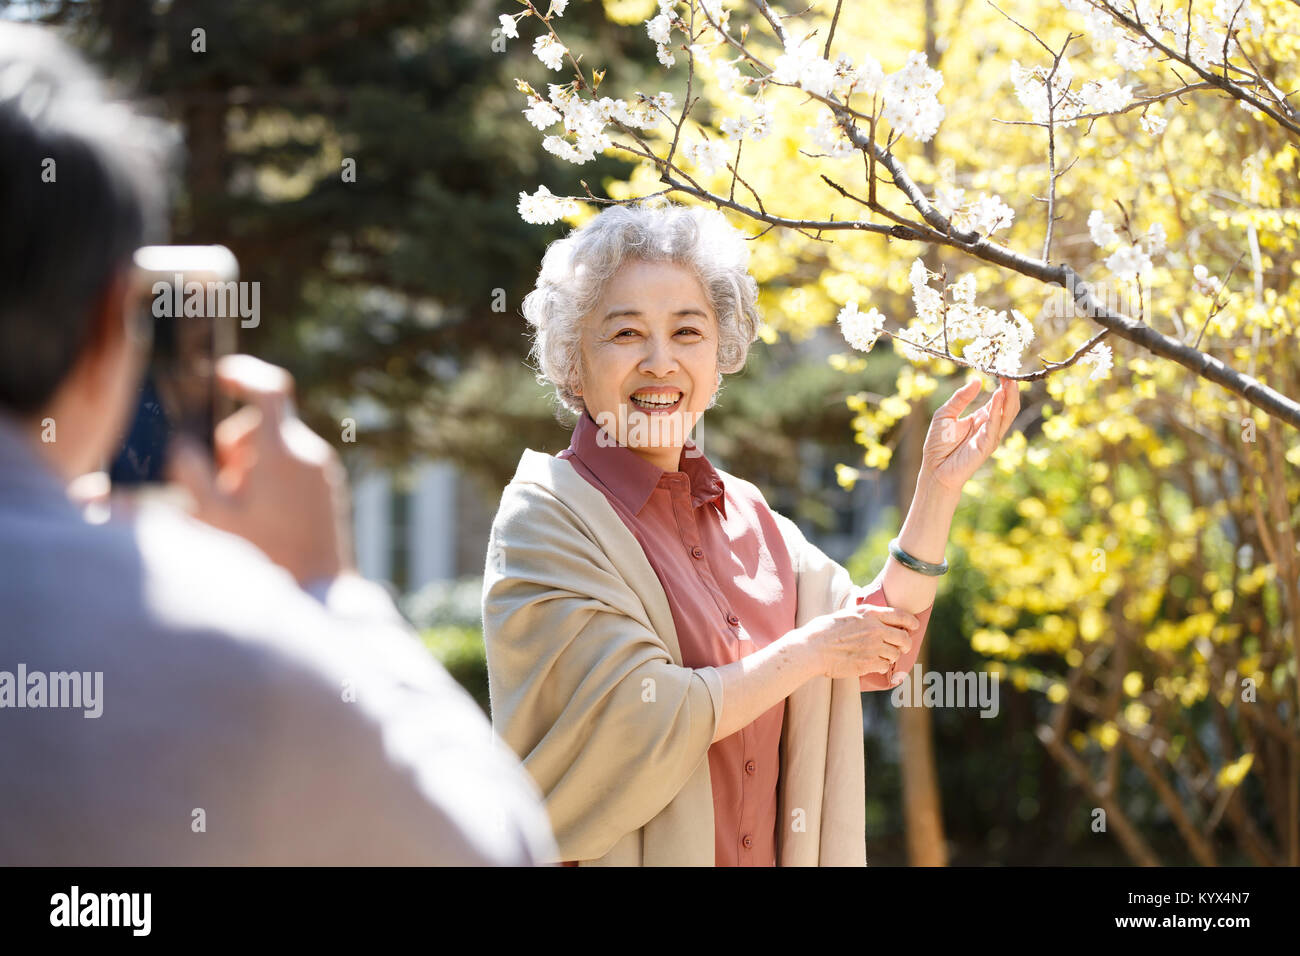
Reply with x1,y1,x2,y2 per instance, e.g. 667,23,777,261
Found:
52,499,502,778
127,500,344,649
15,498,439,712
127,502,462,697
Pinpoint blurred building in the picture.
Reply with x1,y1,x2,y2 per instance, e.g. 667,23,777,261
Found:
351,459,499,595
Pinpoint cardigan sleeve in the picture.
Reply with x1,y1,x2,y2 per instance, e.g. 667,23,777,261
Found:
481,478,724,863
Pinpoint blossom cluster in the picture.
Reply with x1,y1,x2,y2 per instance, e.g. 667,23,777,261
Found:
517,183,579,225
508,0,956,226
854,259,1036,376
1009,1,1265,128
837,301,887,353
719,99,774,142
499,0,569,39
1192,263,1222,297
1058,0,1264,73
645,2,677,67
680,137,731,175
772,34,883,100
647,0,733,67
771,37,944,142
933,186,1016,237
880,51,946,142
1080,341,1114,381
1087,208,1166,280
520,81,674,165
1008,57,1134,124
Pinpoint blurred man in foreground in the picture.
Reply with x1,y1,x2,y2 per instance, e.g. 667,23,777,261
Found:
0,21,558,865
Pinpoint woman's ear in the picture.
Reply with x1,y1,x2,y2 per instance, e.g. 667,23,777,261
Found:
705,371,723,410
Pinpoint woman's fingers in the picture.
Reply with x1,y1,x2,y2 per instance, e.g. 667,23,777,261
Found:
979,386,1006,452
957,389,993,424
858,603,920,630
880,628,912,653
938,378,981,418
868,619,913,656
998,379,1020,440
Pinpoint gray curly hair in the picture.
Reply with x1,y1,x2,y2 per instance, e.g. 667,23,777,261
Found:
521,200,762,415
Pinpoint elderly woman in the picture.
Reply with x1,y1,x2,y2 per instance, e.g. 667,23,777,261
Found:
482,201,1019,867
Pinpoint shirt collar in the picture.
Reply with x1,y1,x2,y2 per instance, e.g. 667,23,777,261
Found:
567,409,726,518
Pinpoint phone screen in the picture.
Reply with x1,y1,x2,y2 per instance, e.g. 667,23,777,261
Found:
108,246,239,484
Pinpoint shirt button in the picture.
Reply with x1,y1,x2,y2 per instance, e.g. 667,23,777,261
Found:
745,760,756,775
691,546,704,559
742,835,753,849
726,613,739,627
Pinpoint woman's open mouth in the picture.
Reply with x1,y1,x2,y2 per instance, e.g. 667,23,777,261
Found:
628,389,684,414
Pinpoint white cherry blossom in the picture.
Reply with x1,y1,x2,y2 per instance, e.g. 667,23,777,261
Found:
1009,58,1077,124
1079,77,1132,113
646,13,672,44
1193,264,1222,296
1144,221,1167,257
1139,110,1167,135
523,97,562,130
533,34,567,71
518,185,578,225
805,115,856,158
838,302,887,352
881,51,945,142
1080,341,1114,381
1088,209,1118,248
681,137,730,175
1105,243,1153,280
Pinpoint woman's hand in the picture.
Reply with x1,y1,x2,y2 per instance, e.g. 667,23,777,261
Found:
922,376,1021,495
792,603,920,683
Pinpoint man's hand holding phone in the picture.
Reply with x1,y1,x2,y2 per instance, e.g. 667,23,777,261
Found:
167,354,355,588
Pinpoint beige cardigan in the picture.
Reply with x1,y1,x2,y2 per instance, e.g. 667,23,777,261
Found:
481,448,868,866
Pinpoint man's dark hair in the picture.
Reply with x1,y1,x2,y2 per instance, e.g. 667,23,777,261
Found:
0,23,174,414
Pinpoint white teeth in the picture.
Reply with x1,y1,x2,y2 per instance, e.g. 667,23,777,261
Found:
631,393,681,407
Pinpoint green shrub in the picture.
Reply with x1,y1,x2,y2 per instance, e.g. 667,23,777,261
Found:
421,625,490,717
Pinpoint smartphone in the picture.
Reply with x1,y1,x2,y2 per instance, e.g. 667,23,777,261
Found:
108,245,239,484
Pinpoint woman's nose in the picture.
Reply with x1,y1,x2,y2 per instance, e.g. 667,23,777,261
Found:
637,335,679,378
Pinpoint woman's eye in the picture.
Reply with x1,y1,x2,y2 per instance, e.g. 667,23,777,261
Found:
615,329,639,338
676,328,702,337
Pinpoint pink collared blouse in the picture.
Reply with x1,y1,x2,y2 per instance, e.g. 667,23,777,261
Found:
556,411,933,866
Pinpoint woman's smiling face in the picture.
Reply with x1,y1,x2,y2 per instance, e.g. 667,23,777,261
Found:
576,258,718,472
